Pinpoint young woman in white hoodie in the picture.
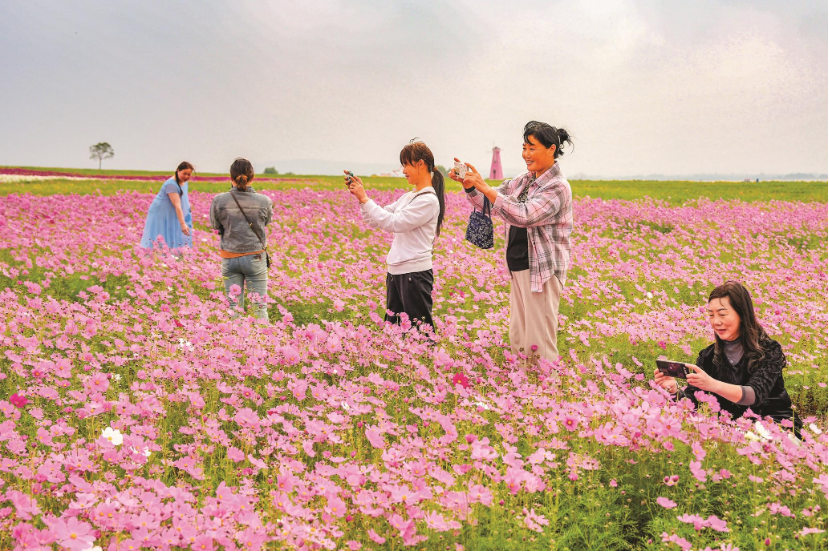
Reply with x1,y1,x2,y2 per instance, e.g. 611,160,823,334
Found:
344,140,445,331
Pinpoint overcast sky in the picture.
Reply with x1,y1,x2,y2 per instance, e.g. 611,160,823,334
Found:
1,0,826,177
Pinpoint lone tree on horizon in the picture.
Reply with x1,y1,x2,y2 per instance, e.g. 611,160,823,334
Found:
89,142,114,170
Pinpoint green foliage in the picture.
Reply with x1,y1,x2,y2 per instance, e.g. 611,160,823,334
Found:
1,172,827,204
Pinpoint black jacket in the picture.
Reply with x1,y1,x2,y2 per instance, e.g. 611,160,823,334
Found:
680,337,796,424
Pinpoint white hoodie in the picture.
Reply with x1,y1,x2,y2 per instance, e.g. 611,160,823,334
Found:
360,188,439,275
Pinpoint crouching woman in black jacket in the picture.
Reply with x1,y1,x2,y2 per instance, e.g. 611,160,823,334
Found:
655,281,800,435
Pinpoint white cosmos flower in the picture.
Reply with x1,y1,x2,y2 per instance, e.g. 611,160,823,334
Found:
809,423,821,434
340,401,351,411
101,427,123,446
754,421,772,441
111,374,122,382
131,446,151,457
646,292,653,299
744,431,761,442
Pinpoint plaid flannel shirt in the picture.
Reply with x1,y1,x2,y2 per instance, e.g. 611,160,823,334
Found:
465,162,572,292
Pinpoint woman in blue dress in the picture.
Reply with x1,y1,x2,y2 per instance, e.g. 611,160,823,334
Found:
140,161,195,249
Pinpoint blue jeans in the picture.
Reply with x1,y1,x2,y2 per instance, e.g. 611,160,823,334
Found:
221,253,269,321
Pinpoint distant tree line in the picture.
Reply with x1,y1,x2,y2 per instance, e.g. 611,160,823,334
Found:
263,167,294,176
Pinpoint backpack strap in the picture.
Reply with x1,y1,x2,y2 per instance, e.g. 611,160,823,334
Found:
405,189,437,208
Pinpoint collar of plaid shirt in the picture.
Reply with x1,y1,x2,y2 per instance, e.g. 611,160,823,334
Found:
514,162,561,197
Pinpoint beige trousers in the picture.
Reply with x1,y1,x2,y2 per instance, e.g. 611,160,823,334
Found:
509,270,562,362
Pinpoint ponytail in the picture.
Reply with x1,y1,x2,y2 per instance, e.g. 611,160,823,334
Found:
400,139,445,238
431,168,445,237
229,158,255,191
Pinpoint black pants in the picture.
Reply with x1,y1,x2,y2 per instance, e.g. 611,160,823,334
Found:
385,269,434,330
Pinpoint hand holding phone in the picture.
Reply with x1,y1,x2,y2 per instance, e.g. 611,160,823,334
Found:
453,160,468,179
656,359,689,379
343,170,368,204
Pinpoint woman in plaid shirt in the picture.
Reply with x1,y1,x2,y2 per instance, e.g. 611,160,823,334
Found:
451,121,573,362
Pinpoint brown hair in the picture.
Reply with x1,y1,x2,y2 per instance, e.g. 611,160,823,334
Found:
399,139,445,237
708,280,768,372
175,161,194,184
230,158,254,191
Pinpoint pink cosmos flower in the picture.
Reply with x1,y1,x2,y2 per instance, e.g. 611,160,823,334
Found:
365,427,385,448
705,515,730,532
656,497,677,509
226,446,245,463
523,507,550,532
51,516,95,550
9,394,27,409
452,372,470,388
192,535,215,551
689,460,707,482
661,532,692,551
468,482,493,506
677,513,707,531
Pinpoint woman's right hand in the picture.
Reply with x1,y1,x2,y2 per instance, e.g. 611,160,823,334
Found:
654,369,678,394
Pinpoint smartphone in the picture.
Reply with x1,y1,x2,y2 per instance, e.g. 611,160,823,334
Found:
656,360,689,379
346,171,355,184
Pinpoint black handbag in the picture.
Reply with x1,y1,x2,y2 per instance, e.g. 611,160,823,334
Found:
465,197,494,249
229,191,271,268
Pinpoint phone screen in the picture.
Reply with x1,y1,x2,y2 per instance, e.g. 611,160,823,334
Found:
656,360,688,379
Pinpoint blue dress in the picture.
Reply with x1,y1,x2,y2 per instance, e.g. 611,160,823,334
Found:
140,177,193,249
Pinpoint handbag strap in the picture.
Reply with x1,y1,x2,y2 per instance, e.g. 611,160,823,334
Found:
229,191,267,250
475,196,491,217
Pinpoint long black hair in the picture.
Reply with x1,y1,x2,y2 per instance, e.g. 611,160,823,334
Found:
523,121,573,159
709,281,769,372
399,140,445,237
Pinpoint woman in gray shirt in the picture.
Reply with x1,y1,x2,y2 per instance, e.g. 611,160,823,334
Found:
209,158,274,322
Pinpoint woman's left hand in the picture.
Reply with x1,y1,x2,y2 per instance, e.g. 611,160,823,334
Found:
686,364,718,392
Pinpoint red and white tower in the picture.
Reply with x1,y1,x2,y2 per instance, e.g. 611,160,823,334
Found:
489,147,503,180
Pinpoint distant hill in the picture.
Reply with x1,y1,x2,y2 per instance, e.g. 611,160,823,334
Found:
569,173,828,182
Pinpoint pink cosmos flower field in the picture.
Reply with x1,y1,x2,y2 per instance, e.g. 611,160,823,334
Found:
0,185,826,551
